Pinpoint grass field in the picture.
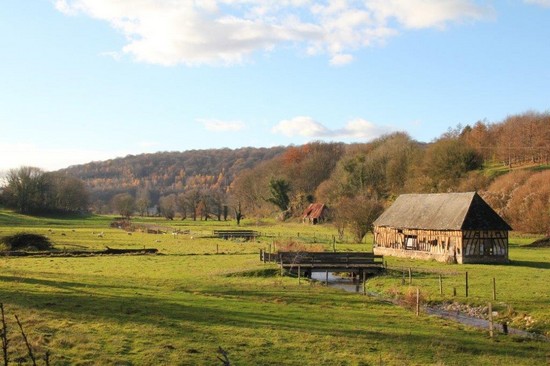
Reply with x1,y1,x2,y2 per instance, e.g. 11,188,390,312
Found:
0,210,549,365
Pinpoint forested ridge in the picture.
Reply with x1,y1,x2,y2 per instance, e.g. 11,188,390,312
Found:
59,147,286,210
49,111,550,234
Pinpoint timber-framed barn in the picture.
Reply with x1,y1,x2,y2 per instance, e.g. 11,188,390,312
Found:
373,192,512,264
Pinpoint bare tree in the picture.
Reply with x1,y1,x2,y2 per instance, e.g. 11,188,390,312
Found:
159,194,177,220
111,193,135,219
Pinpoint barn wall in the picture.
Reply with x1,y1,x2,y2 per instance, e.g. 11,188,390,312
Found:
374,226,509,264
373,226,461,263
460,230,509,264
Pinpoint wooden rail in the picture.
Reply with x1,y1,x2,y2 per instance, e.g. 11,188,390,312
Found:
214,230,259,241
260,250,384,273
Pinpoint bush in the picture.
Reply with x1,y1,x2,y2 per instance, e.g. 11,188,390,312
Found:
0,233,53,251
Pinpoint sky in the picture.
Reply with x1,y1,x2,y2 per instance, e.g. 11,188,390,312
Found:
1,0,549,172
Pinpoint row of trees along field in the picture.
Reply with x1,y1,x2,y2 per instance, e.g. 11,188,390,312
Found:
1,111,549,236
0,166,89,214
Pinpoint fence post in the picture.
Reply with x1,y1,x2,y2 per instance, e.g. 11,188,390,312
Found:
408,267,412,285
402,269,405,285
492,277,496,301
362,271,367,295
325,270,329,286
439,274,443,295
465,271,469,297
488,302,494,338
298,265,301,285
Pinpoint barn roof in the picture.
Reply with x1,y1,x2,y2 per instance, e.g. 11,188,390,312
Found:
373,192,512,231
303,203,327,219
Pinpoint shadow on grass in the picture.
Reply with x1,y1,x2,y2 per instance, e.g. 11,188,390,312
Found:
224,268,280,278
0,273,548,363
509,260,550,270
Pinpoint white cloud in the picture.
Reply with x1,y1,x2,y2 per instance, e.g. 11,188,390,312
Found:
335,118,388,139
54,0,491,66
272,116,329,137
272,116,391,140
366,0,494,29
524,0,550,7
199,118,246,132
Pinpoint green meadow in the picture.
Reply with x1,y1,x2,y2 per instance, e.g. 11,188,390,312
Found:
0,210,549,365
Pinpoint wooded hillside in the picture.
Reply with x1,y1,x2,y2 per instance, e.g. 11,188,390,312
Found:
60,147,286,211
56,112,550,234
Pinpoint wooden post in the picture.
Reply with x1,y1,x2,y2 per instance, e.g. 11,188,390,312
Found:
416,288,420,316
280,258,284,276
453,287,457,297
488,302,494,338
492,277,496,301
333,237,336,252
465,271,469,297
325,270,329,286
216,244,219,254
439,274,443,295
408,267,412,285
362,271,367,295
298,265,301,285
402,269,405,285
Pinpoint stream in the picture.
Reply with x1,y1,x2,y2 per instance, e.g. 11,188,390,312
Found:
310,271,548,341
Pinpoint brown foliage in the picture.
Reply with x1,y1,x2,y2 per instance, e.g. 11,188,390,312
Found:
483,170,550,233
274,240,324,253
333,195,384,243
507,171,550,233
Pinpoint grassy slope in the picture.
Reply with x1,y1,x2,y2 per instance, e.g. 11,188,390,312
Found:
0,210,549,365
482,161,550,178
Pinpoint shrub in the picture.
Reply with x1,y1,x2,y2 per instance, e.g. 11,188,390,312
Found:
274,240,324,253
0,233,53,251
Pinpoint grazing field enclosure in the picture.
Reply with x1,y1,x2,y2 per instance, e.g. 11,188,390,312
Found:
0,210,549,365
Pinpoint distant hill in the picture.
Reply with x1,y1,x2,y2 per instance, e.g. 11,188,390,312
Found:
59,147,286,207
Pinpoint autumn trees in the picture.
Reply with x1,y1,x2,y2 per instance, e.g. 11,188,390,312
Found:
461,111,550,167
482,170,550,234
11,111,546,233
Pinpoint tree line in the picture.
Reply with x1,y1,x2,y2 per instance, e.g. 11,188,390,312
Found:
0,167,89,214
1,111,549,237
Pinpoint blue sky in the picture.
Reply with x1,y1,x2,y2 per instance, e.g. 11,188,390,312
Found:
1,0,549,172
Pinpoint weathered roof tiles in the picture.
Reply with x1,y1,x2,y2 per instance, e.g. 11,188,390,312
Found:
373,192,512,231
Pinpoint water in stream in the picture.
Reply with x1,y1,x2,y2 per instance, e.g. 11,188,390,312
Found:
310,271,363,293
310,271,548,341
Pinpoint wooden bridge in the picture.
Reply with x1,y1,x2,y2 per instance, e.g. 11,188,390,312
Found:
260,250,385,275
213,230,259,241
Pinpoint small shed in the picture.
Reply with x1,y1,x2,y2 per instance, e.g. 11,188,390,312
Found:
373,192,511,264
302,203,329,224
